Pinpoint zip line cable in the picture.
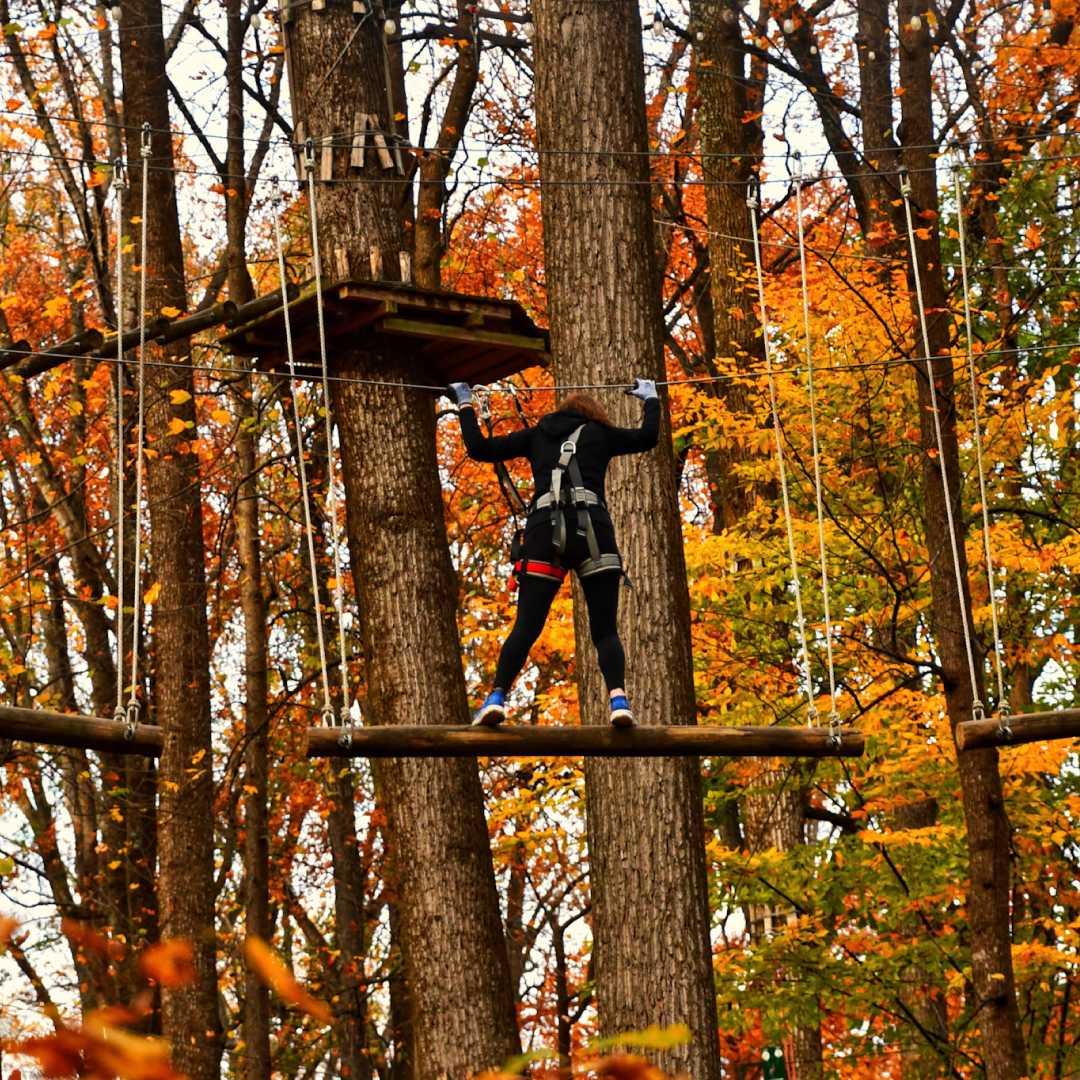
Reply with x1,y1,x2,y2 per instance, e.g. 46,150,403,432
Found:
112,157,128,733
747,181,816,723
899,167,988,729
794,152,841,745
270,174,337,731
950,149,1011,736
303,139,355,746
124,123,153,737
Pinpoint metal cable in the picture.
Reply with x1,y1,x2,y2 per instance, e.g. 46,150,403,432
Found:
304,142,354,746
950,152,1011,737
112,159,127,730
747,183,816,720
900,168,985,723
793,153,840,744
271,175,335,720
124,124,152,737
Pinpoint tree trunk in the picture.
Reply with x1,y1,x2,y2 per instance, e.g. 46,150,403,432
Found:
282,8,519,1078
897,7,1027,1076
118,0,221,1072
531,6,720,1077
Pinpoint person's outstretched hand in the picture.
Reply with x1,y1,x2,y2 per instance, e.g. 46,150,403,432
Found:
447,382,474,407
627,378,658,401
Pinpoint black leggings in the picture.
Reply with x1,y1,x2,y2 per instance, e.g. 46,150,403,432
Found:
493,516,626,693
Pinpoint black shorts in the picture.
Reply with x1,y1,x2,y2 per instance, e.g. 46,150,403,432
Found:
521,508,620,575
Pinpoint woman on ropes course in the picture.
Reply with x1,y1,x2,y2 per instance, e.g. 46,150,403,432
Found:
447,378,659,728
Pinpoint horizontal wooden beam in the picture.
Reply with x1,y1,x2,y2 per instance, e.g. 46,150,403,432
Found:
0,705,163,756
305,723,864,759
955,707,1080,751
377,317,548,352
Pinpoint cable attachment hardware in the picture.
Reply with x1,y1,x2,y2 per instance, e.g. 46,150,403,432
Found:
826,711,842,749
898,165,911,197
140,121,151,158
113,156,127,191
792,149,803,183
971,699,986,723
474,384,492,422
124,699,141,740
746,178,759,212
304,137,316,174
995,704,1013,742
806,704,820,727
270,174,283,207
337,722,354,750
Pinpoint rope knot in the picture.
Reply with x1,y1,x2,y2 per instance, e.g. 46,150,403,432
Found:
124,699,141,740
826,711,842,749
140,122,151,157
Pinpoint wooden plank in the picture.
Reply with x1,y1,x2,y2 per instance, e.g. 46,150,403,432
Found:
955,708,1080,751
305,724,864,759
377,317,548,352
0,705,163,756
337,283,514,323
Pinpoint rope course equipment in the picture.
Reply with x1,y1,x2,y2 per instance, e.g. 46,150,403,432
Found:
112,154,129,734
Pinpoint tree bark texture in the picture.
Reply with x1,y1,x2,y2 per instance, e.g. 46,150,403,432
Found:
284,7,520,1078
118,0,221,1072
897,8,1027,1077
531,5,720,1077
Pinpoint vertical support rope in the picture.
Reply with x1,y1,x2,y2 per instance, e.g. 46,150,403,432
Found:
899,167,986,724
951,150,1010,736
747,182,816,721
793,153,840,742
113,158,127,730
270,175,336,722
125,123,152,736
304,141,353,745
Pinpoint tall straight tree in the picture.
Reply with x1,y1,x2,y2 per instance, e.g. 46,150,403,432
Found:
530,5,720,1077
117,0,221,1073
279,5,519,1078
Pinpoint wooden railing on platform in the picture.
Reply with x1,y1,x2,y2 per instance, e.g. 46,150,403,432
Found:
955,708,1080,751
0,705,163,755
304,723,865,759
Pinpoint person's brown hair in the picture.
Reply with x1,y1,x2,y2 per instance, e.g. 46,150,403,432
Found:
558,392,612,426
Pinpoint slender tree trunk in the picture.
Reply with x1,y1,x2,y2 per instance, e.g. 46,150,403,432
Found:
897,8,1027,1077
531,6,719,1077
118,0,221,1072
282,8,519,1078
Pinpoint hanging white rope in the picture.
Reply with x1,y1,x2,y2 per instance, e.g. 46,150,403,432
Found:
899,166,989,728
950,149,1010,734
747,181,817,722
112,157,128,732
124,124,153,737
270,174,338,734
303,140,354,747
793,152,841,743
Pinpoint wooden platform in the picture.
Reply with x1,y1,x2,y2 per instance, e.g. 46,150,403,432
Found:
220,279,550,386
955,708,1080,751
0,705,162,756
305,723,864,759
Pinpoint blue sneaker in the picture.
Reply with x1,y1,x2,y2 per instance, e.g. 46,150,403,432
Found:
610,695,637,728
472,688,507,727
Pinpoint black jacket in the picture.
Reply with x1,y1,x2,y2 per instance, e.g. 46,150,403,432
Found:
458,399,661,511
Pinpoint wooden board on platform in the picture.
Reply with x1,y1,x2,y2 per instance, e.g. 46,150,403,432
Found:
955,708,1080,751
220,279,550,386
304,723,864,759
0,705,163,756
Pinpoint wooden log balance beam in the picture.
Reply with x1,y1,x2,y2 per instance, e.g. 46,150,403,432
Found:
305,724,865,759
955,708,1080,751
0,706,163,756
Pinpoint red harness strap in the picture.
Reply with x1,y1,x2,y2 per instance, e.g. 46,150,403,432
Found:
510,560,567,589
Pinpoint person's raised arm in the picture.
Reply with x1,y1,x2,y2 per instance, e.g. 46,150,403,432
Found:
607,378,661,456
448,382,533,463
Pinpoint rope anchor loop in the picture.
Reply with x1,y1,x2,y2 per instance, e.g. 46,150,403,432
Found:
124,699,141,740
745,179,759,211
140,121,151,157
971,700,986,723
898,165,911,197
304,137,316,173
337,723,354,750
826,711,842,749
995,704,1013,742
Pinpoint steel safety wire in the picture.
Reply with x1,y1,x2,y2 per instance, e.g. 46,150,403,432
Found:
112,157,127,732
124,123,153,738
950,150,1011,738
793,152,841,746
747,181,816,721
899,167,986,726
270,174,336,727
303,140,356,747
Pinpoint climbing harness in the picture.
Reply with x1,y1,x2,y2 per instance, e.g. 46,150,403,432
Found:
112,154,129,735
747,179,817,729
900,166,997,733
950,149,1011,740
